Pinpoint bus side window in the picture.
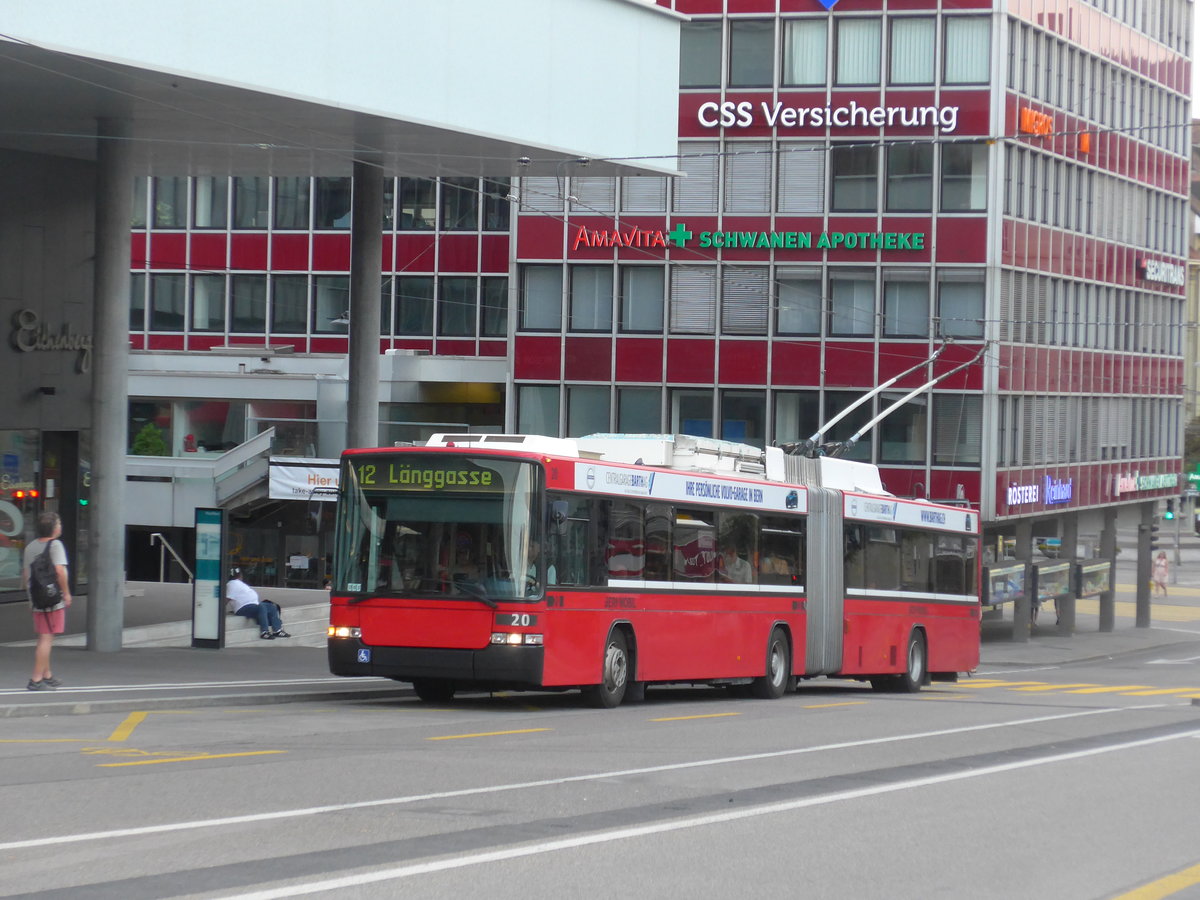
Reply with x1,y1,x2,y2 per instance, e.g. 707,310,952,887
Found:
760,516,802,585
547,494,589,586
644,504,672,581
844,525,865,589
605,500,645,581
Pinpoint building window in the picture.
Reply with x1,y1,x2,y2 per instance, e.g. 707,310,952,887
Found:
233,177,270,229
824,390,872,461
680,20,721,88
569,266,613,332
889,17,935,85
885,145,933,212
772,391,820,445
149,274,185,331
882,272,929,337
481,277,508,337
131,177,147,229
721,391,765,446
835,18,881,85
878,392,927,463
312,275,349,334
618,387,662,433
721,266,769,335
270,275,308,335
274,177,310,230
782,19,826,87
181,401,246,455
567,385,610,437
193,176,228,229
483,178,511,231
439,276,477,336
778,143,825,214
191,274,226,332
314,177,352,229
933,394,981,464
619,266,665,333
729,20,773,88
398,178,435,230
130,273,146,330
229,274,267,336
669,266,717,334
777,270,822,335
621,177,667,213
944,18,991,84
941,144,988,211
673,142,719,213
153,177,188,229
395,276,434,336
829,271,875,336
440,177,478,231
830,146,878,212
724,141,771,213
937,272,984,338
128,400,173,456
521,265,563,331
518,385,560,436
672,390,713,438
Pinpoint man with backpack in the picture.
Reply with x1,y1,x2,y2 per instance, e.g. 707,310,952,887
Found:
22,511,71,691
225,567,289,639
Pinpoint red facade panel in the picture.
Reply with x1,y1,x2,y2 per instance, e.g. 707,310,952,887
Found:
718,340,767,385
615,338,666,382
666,339,715,384
230,234,268,270
148,233,186,269
770,340,820,386
131,232,147,267
480,235,509,273
312,234,351,271
309,337,348,354
190,233,227,269
564,337,613,381
271,234,309,271
395,234,436,271
478,340,507,358
823,342,877,388
517,215,565,260
439,235,479,272
514,336,562,380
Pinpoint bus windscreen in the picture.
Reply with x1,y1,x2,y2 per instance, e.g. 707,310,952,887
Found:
335,454,540,601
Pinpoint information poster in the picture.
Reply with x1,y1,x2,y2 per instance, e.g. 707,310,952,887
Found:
192,507,225,648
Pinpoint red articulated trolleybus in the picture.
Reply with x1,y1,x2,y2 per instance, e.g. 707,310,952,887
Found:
328,433,980,707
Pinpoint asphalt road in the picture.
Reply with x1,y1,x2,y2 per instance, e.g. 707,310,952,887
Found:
3,641,1200,899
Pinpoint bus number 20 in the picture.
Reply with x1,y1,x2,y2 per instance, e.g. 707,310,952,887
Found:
498,613,537,627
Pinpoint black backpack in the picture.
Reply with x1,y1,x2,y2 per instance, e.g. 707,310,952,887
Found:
29,541,61,610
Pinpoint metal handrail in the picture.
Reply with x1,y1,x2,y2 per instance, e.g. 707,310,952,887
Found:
149,532,194,583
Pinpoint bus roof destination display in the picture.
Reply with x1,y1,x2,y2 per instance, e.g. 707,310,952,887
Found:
350,457,506,493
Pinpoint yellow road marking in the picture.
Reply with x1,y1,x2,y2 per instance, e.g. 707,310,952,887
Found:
1011,684,1099,692
651,712,742,722
956,681,1046,689
1122,688,1198,696
1064,686,1154,694
97,750,287,767
107,710,193,743
802,701,867,709
1112,861,1200,900
427,728,551,741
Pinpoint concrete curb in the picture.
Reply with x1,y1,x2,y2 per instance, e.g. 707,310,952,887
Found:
0,685,412,718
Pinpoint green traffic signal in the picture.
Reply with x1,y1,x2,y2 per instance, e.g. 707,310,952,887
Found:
1165,500,1175,520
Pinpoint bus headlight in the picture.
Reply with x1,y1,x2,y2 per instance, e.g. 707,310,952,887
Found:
490,632,544,646
328,626,362,639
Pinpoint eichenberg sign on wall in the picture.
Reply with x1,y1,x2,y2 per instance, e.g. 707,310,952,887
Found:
697,99,961,133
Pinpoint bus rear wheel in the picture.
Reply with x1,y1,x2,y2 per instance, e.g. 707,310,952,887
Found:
751,628,791,700
583,630,629,709
411,679,456,703
870,630,926,693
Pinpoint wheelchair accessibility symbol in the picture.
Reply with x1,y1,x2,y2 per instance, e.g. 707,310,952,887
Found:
357,649,371,663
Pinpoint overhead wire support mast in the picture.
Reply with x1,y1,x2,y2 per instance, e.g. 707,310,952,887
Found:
786,343,949,458
826,343,990,459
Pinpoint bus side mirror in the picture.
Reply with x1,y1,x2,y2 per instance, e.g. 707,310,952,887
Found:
550,501,569,536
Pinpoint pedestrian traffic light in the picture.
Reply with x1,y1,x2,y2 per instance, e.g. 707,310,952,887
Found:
12,489,38,507
1150,521,1161,550
1165,499,1175,520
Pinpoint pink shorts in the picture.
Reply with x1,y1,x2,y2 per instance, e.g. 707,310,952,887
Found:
32,608,66,635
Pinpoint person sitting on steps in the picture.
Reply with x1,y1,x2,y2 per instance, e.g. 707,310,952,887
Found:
225,567,290,639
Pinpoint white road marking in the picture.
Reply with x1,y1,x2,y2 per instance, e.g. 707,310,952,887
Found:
0,706,1144,852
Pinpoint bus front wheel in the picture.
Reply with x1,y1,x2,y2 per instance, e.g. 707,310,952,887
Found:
751,628,791,700
584,630,629,709
412,679,456,703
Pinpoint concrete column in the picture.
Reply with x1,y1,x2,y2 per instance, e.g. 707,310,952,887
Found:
1136,501,1153,628
346,159,384,451
1099,506,1117,632
1057,513,1078,636
88,119,133,652
1011,519,1034,642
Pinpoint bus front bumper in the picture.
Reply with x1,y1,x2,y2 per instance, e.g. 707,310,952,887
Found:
328,638,544,689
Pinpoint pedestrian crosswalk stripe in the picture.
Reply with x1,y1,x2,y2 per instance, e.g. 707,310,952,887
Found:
1063,685,1154,694
1011,684,1098,692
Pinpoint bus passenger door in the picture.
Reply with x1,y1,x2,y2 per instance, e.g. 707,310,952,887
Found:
805,487,844,676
